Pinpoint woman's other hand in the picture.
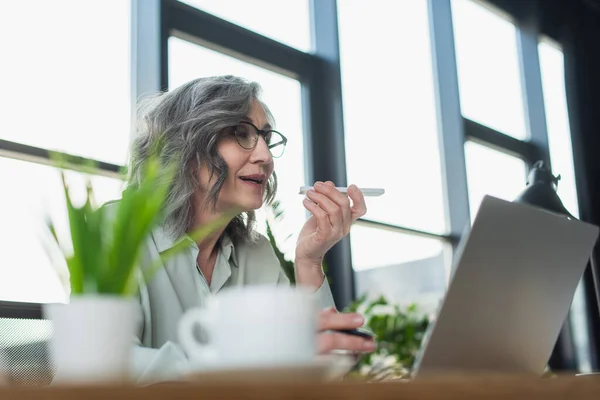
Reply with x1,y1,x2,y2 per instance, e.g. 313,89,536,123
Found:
317,308,376,354
295,181,367,289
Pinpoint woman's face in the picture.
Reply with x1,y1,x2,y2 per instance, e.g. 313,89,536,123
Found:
199,99,275,213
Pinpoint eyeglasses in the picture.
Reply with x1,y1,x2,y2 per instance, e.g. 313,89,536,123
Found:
230,121,288,158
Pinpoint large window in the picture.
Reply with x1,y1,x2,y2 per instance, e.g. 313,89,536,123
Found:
339,0,445,234
464,141,527,219
169,38,306,261
539,41,579,218
179,0,311,52
2,1,598,371
0,0,131,165
338,0,449,307
452,0,527,140
452,0,529,220
0,158,123,303
351,226,449,313
0,1,131,303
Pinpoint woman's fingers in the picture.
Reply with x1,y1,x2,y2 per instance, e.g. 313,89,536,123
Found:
306,189,343,233
298,181,367,266
318,310,364,331
318,332,376,354
312,181,366,226
347,184,367,221
323,181,352,235
317,310,376,353
302,197,333,235
309,181,352,235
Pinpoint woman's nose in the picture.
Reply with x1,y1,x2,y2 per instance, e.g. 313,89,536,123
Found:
250,136,273,164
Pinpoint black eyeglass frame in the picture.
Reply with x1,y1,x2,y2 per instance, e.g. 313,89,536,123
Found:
232,121,288,158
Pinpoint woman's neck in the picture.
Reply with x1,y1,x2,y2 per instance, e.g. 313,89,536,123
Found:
190,198,235,282
191,211,228,255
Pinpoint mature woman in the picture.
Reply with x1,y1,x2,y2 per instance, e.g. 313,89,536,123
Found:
127,75,374,380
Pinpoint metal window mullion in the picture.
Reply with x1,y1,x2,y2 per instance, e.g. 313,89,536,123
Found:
0,301,43,320
355,218,456,244
0,139,122,178
428,0,471,253
464,118,540,164
131,0,165,104
516,9,551,168
165,0,315,80
306,0,354,309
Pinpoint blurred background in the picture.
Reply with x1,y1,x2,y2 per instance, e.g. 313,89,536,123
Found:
1,0,600,380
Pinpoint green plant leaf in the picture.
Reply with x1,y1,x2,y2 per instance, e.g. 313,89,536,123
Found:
46,152,196,298
266,220,295,284
364,295,387,315
103,156,175,294
348,294,431,373
60,173,84,294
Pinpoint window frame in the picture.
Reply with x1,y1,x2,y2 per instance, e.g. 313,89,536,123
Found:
2,0,599,373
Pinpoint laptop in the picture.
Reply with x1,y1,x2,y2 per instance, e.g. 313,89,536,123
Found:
412,195,599,378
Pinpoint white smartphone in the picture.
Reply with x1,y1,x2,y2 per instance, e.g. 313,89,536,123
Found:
298,186,385,197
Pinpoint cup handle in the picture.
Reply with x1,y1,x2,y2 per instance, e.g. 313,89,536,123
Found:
178,308,218,365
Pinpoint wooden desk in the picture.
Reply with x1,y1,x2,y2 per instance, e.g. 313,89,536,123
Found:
1,375,599,400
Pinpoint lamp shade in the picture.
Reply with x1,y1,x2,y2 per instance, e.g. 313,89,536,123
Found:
514,161,575,219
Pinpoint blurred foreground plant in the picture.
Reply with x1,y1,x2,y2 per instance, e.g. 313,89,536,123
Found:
266,200,295,284
46,154,234,296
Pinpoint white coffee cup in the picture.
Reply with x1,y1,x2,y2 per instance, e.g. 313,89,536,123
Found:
178,285,318,370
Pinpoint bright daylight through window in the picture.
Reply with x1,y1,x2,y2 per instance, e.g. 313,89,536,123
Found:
338,0,448,309
0,0,130,302
452,0,527,140
179,0,311,52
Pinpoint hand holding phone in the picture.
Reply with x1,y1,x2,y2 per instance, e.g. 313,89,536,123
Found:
299,186,385,197
333,328,376,340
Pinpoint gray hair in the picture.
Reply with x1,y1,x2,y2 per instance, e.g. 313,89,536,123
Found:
128,75,277,243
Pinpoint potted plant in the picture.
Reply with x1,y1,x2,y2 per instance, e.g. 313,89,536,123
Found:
43,156,231,384
345,294,431,381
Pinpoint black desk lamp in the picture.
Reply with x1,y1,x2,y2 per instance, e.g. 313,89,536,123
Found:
515,160,600,369
515,161,576,219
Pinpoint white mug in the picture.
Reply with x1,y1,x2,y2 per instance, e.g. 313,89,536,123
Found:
178,285,318,370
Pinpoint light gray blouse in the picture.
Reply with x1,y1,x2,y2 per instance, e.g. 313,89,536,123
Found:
130,224,335,381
